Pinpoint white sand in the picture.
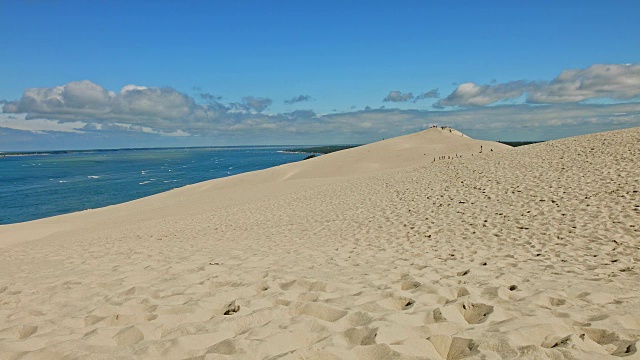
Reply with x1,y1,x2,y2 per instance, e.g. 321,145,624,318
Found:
0,126,639,359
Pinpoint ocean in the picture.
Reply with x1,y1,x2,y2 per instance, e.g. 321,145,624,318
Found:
0,146,309,225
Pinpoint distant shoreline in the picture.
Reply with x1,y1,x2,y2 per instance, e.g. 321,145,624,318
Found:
0,145,307,158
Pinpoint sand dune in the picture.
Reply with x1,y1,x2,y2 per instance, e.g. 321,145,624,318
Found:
1,126,639,359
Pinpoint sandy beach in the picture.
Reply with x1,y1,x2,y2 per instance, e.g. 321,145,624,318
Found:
0,126,639,359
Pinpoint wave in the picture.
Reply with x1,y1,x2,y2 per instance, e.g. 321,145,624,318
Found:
0,153,52,157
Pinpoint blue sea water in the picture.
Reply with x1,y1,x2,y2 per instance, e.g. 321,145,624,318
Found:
0,146,309,225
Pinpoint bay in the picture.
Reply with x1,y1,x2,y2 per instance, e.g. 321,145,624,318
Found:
0,146,308,225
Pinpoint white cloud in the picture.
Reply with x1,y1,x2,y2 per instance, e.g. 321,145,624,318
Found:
284,94,312,104
242,96,272,112
437,81,533,107
2,81,240,135
111,86,194,119
4,81,199,125
383,91,414,102
414,88,440,101
438,64,640,107
528,63,640,103
63,80,112,109
121,84,148,93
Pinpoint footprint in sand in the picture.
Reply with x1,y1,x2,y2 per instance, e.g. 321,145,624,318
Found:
428,335,478,359
382,296,415,310
299,302,348,322
224,300,240,315
0,325,38,340
113,326,144,346
342,327,378,346
456,301,494,324
457,269,470,276
399,280,421,290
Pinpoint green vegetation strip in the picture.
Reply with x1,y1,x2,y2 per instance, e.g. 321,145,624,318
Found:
498,141,545,147
285,145,361,154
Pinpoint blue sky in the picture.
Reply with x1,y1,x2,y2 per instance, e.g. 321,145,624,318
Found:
1,0,639,150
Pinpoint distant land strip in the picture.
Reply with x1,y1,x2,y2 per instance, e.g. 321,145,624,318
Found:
498,141,545,147
282,145,361,154
287,141,545,155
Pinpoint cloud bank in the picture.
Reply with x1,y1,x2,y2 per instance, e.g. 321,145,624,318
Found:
2,63,639,146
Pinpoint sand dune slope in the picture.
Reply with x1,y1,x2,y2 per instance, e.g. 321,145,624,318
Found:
277,127,510,180
0,127,639,359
